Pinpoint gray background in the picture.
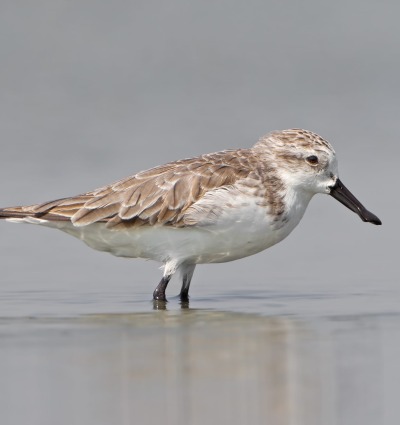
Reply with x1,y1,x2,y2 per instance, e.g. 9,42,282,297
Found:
0,0,396,314
1,2,399,424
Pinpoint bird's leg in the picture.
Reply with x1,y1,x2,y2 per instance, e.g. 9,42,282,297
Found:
153,275,171,301
179,278,190,302
179,264,196,302
153,261,179,301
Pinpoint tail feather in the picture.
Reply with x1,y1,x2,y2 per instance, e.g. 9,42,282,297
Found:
0,206,71,222
0,206,31,219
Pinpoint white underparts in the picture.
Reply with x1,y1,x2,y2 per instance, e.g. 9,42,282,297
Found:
5,191,312,268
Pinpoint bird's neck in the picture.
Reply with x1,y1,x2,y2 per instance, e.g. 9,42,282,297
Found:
282,186,314,228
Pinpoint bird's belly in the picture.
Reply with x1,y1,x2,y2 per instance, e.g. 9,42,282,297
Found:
56,203,299,264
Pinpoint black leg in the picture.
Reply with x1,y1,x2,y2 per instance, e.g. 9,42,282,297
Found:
180,286,190,302
153,275,171,301
179,264,196,301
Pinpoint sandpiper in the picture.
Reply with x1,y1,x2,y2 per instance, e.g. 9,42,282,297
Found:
0,129,381,301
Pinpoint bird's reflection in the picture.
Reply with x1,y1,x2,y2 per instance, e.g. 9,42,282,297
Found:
152,298,190,310
152,299,168,310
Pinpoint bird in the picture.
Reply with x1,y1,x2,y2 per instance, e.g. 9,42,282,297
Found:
0,129,381,302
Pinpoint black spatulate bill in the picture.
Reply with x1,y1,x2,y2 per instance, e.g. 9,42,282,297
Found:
330,178,382,225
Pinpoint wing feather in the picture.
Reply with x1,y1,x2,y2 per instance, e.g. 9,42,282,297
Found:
1,149,256,228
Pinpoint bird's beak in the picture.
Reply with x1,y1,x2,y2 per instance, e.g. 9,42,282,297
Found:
329,178,382,225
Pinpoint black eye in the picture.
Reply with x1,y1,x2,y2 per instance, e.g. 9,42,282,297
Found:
306,155,319,165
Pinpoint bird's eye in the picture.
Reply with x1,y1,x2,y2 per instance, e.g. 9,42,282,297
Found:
306,155,319,165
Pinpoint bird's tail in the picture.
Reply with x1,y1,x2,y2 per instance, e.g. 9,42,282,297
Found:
0,206,33,220
0,201,78,223
0,206,48,224
0,204,68,226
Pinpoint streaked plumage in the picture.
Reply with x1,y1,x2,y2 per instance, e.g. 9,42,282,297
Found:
0,129,381,301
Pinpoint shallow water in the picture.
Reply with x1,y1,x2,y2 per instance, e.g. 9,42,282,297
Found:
1,309,400,425
2,278,400,425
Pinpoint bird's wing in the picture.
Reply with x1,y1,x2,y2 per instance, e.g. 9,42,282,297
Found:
3,150,255,228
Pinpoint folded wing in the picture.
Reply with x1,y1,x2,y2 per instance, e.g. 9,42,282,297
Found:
0,150,255,228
